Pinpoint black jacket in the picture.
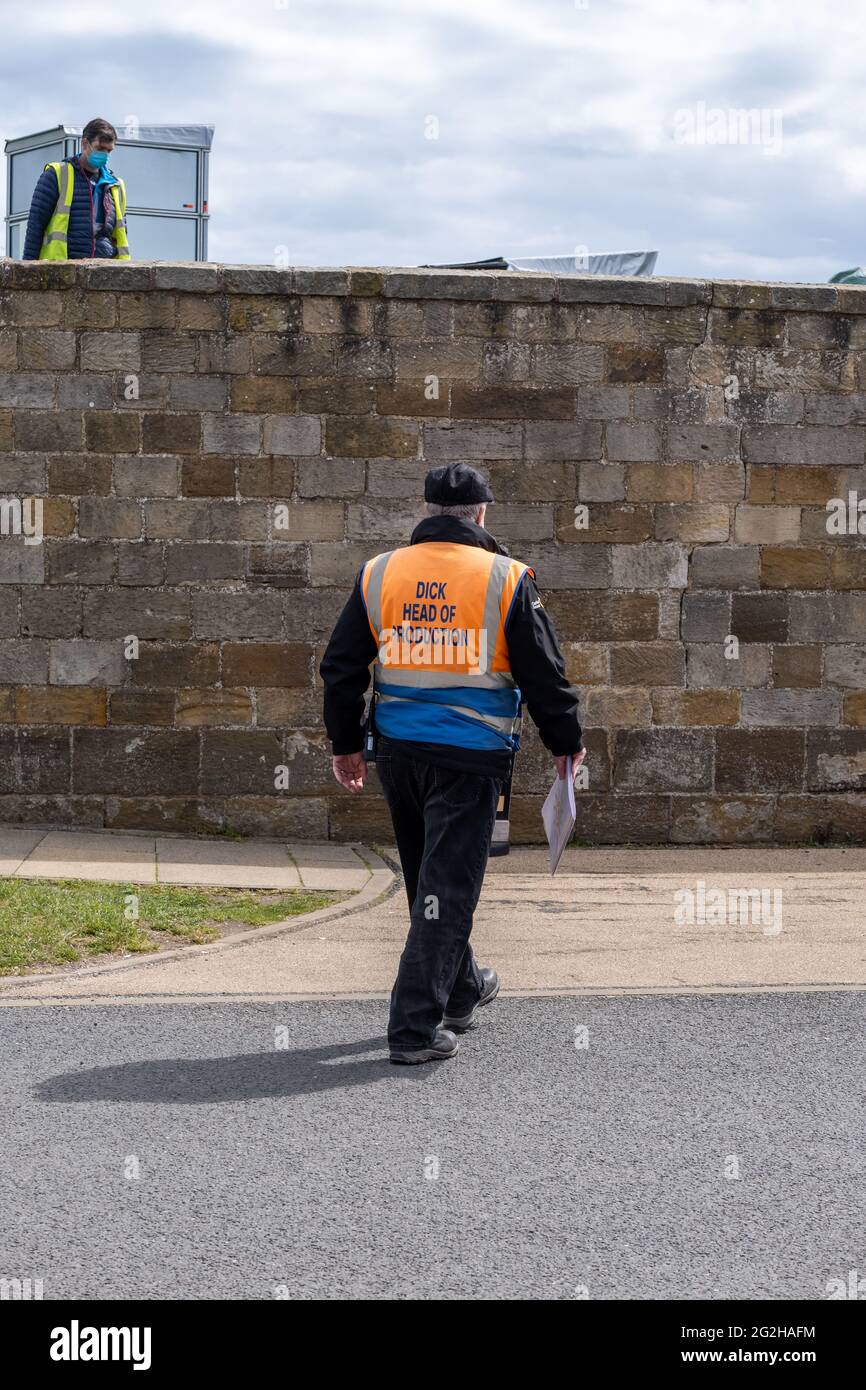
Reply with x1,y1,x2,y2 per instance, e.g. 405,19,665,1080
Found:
319,514,583,777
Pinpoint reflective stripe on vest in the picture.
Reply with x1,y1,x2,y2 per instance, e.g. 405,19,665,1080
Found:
362,542,531,750
38,162,74,261
38,163,130,260
110,179,131,259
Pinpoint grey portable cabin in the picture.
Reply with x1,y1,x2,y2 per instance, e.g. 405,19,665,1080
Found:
4,123,213,260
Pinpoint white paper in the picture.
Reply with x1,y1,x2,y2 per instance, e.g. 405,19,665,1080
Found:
541,757,577,875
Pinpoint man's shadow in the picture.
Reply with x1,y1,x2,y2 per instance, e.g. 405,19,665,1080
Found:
36,1037,439,1105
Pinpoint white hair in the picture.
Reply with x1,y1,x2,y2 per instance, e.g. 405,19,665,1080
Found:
425,501,485,519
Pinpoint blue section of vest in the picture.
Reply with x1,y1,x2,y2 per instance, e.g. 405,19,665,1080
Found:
374,681,521,750
375,701,513,750
376,681,520,716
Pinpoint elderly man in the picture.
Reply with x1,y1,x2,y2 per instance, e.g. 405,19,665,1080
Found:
320,463,585,1065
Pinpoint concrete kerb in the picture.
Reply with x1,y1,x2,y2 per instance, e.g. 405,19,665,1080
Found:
0,843,398,993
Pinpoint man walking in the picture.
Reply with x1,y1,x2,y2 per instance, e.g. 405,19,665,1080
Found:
320,464,586,1065
22,117,130,261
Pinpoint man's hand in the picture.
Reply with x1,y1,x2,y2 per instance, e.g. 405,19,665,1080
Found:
332,752,367,793
554,748,587,781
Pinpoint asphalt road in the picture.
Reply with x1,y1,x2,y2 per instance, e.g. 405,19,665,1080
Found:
3,992,865,1300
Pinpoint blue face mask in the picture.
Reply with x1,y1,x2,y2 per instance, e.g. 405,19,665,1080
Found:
87,149,109,170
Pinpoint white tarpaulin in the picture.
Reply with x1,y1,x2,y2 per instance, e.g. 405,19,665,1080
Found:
507,250,658,277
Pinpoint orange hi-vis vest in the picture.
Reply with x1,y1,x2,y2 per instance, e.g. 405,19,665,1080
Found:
361,541,533,750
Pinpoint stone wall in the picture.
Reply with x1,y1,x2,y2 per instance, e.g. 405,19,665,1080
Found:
0,258,864,842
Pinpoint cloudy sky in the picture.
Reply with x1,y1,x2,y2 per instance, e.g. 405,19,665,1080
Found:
1,0,863,280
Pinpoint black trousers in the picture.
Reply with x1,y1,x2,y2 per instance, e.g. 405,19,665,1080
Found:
375,737,501,1051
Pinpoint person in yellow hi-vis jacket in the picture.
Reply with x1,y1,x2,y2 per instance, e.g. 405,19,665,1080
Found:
320,464,587,1065
22,117,130,261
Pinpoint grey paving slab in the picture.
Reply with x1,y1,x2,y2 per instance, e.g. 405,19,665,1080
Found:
0,828,47,875
16,832,157,884
288,842,370,890
156,838,301,889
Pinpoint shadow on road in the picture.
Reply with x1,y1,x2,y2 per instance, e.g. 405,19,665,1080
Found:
35,1036,440,1104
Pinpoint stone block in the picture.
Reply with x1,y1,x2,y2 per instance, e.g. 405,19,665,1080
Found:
578,462,625,501
690,545,759,588
669,423,740,460
46,540,113,585
741,689,840,727
655,504,730,542
544,591,657,641
681,592,731,641
824,645,866,688
201,413,262,456
525,421,602,460
49,640,127,686
328,416,419,459
730,593,788,643
116,542,165,587
670,796,775,843
79,331,140,371
170,375,228,411
651,689,739,726
132,644,219,687
531,344,604,385
238,459,295,497
686,643,770,688
144,500,211,540
109,690,175,725
165,543,244,584
73,728,199,794
584,687,653,728
82,589,191,640
743,425,863,466
424,421,521,460
772,645,822,689
613,729,713,790
760,548,831,589
17,686,106,727
153,265,220,292
806,731,866,790
733,505,800,543
221,642,311,688
611,543,688,589
262,415,321,456
191,590,283,640
14,411,83,452
176,689,253,727
575,385,630,419
606,423,661,462
559,503,651,544
606,345,665,383
230,377,296,413
0,639,48,682
180,458,233,497
142,413,201,454
610,643,685,686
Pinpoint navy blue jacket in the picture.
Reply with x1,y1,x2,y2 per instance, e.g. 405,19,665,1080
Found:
22,157,123,260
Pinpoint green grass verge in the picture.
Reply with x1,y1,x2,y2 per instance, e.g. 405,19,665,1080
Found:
0,878,347,976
